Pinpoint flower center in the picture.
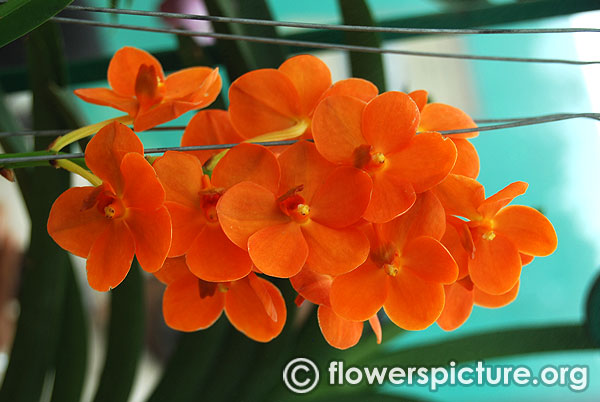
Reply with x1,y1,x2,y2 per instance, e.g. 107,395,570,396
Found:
277,186,310,223
94,190,125,220
352,144,387,174
482,230,496,241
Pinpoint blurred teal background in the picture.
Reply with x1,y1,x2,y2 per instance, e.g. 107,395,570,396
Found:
71,1,600,401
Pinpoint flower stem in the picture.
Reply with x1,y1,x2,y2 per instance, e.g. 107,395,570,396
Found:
204,119,310,173
49,115,133,152
54,159,102,186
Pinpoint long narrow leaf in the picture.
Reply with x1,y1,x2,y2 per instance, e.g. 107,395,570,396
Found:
92,262,145,402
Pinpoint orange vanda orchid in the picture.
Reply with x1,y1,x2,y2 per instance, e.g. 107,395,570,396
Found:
329,192,458,330
155,257,286,342
152,142,280,282
74,46,222,132
216,140,372,279
434,174,557,295
47,122,172,291
312,91,458,223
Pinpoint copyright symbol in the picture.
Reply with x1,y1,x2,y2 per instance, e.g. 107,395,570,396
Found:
283,357,320,394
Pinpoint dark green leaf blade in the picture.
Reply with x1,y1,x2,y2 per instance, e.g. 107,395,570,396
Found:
337,0,386,91
0,0,73,48
92,262,145,402
50,260,89,402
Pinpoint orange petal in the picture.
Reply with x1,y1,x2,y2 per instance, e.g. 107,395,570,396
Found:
121,153,166,210
477,181,528,219
278,140,335,201
362,92,420,153
86,220,135,292
312,95,368,165
420,103,478,139
368,315,382,344
248,222,307,278
135,64,162,112
310,166,372,228
386,131,457,194
164,67,222,102
402,236,458,284
432,174,485,221
469,230,522,295
408,90,428,112
437,281,473,331
186,224,253,282
473,280,519,308
301,221,369,276
441,219,470,279
163,202,204,257
520,253,534,266
330,260,387,321
108,46,164,97
225,275,287,342
320,78,378,103
154,256,190,285
153,151,204,208
85,122,143,194
376,190,446,249
290,267,332,306
451,139,480,179
384,268,445,330
363,170,416,223
124,207,171,273
228,69,301,138
278,55,331,116
73,88,138,116
181,109,244,164
216,181,288,249
47,186,110,258
318,305,363,350
133,99,198,132
163,272,225,331
493,205,557,256
212,143,280,194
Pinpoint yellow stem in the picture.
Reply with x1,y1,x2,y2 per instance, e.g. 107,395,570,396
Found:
55,159,102,187
50,115,133,152
204,119,310,173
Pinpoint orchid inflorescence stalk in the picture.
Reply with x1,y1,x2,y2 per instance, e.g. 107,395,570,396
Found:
45,46,557,349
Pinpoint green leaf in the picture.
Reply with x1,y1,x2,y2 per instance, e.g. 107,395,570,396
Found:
92,262,145,402
370,324,596,368
147,319,229,402
50,260,89,402
586,271,600,347
337,0,387,91
204,0,286,82
0,21,76,402
0,0,30,19
0,0,74,48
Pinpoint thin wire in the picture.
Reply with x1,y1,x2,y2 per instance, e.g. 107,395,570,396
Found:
2,114,599,164
1,113,597,138
64,5,600,35
50,17,600,66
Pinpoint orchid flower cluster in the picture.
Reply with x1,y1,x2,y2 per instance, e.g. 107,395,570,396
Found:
46,47,557,349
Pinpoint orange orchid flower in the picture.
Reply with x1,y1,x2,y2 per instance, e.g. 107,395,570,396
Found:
291,267,381,350
152,143,280,282
312,91,458,223
180,109,245,164
74,46,222,132
216,140,372,278
434,174,557,295
410,90,480,179
155,257,286,342
329,192,458,330
228,54,379,140
47,122,172,291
